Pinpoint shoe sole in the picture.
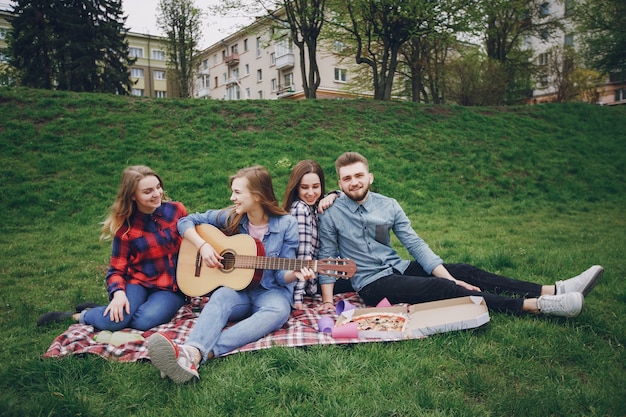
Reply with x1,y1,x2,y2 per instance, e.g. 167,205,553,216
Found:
147,333,197,384
581,266,604,296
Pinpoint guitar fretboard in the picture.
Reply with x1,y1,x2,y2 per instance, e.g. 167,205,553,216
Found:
230,255,317,272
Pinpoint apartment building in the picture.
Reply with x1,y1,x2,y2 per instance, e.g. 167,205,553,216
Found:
126,31,176,98
195,15,366,100
0,6,12,85
525,0,625,105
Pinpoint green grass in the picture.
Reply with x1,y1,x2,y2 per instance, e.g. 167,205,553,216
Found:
0,87,625,416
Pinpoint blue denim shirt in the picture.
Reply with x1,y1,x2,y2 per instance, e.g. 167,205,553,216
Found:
318,192,443,291
177,210,298,300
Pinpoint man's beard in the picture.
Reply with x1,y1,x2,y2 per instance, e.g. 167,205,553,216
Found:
345,183,370,203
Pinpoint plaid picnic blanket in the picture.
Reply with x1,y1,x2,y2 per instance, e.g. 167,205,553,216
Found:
42,292,403,362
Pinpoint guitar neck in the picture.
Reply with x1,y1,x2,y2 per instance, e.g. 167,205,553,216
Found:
233,255,317,272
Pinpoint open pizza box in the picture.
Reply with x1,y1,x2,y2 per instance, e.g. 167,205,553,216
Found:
335,296,490,339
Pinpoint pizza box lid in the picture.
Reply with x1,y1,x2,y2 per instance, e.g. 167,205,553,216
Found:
406,296,490,337
334,296,489,339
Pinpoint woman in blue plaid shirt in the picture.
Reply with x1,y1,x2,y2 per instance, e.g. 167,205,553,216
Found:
283,160,349,310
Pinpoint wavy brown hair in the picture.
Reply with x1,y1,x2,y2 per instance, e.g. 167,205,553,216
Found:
100,165,168,240
282,160,326,211
219,166,287,236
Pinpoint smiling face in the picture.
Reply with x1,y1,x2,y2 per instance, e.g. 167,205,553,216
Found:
133,175,163,214
230,176,258,215
298,172,322,206
337,162,373,203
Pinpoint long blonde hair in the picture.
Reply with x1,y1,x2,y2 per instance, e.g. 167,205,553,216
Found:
220,166,287,236
100,165,168,240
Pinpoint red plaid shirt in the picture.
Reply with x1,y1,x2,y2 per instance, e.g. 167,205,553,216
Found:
106,201,187,298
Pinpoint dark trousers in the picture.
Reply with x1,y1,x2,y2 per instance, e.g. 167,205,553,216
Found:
358,263,543,315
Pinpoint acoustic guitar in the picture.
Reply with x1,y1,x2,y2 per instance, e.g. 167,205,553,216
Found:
176,224,357,297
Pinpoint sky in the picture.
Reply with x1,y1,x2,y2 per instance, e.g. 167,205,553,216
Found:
123,0,255,48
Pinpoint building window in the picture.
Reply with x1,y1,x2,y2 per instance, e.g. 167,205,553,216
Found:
537,52,551,66
245,64,250,76
152,50,166,60
284,73,293,89
244,39,248,52
275,39,293,58
154,70,166,80
258,90,263,99
564,34,574,47
334,68,347,82
231,44,238,54
214,76,218,88
615,89,626,102
202,59,209,70
129,47,143,58
0,28,7,40
246,87,251,98
223,73,227,82
270,52,275,66
131,68,144,78
333,41,346,53
539,2,550,17
200,75,209,89
257,69,263,82
271,78,277,92
256,37,262,57
213,54,218,65
131,88,144,96
155,90,167,98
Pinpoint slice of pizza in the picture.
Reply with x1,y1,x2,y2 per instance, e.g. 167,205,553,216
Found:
350,312,408,333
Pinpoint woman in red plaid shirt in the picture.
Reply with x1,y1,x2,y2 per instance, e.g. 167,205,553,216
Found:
38,165,187,330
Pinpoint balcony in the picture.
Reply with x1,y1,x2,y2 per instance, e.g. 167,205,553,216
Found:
224,52,240,66
275,53,294,70
226,77,241,87
277,84,296,98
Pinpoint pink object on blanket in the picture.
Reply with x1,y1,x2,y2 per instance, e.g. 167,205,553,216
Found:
42,293,410,362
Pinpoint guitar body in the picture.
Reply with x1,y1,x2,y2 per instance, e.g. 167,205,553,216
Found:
177,224,264,296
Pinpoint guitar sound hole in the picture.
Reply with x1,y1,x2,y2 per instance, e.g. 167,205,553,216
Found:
221,251,236,272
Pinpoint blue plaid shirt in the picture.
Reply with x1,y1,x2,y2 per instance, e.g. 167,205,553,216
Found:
290,200,319,304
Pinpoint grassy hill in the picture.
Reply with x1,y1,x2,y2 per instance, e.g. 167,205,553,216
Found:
1,87,625,416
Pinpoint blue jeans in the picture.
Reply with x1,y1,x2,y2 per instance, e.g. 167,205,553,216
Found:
185,286,292,360
81,283,186,331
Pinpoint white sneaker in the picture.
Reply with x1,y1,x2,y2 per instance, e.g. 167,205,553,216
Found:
556,265,604,296
537,292,584,318
147,333,200,383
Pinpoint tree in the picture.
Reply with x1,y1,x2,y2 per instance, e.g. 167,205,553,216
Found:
157,0,202,98
572,0,626,82
445,48,508,105
327,0,423,100
271,0,326,99
7,0,135,93
478,0,560,103
396,0,475,103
